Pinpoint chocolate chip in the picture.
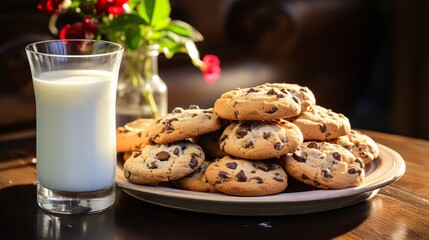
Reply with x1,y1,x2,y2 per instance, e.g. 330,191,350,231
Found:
244,141,254,148
322,169,333,179
169,117,179,123
149,162,158,169
258,164,276,172
220,142,226,152
307,141,319,149
234,111,239,119
266,107,278,114
165,124,174,133
257,165,268,171
293,150,308,162
274,142,283,150
263,132,272,139
151,134,160,141
133,151,142,158
172,107,184,113
219,135,228,143
250,176,263,184
173,148,180,156
319,124,326,133
359,152,369,158
226,162,238,169
156,151,170,161
247,88,258,93
189,157,198,169
313,180,321,187
189,105,199,109
267,88,277,95
267,164,277,171
236,170,247,182
218,171,230,180
301,174,309,180
348,168,359,174
292,96,300,103
273,176,284,182
235,124,251,138
354,158,364,168
332,152,342,161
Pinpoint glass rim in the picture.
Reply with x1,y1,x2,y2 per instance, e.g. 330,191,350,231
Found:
25,39,124,58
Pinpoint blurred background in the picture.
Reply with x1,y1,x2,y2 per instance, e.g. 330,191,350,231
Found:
1,0,428,140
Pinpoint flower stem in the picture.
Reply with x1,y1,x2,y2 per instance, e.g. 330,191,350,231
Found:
123,46,162,119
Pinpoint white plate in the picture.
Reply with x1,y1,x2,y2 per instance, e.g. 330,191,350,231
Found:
115,144,406,216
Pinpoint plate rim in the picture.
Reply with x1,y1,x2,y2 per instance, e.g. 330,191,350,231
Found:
115,143,406,204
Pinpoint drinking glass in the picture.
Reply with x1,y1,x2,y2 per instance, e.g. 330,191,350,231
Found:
26,39,123,214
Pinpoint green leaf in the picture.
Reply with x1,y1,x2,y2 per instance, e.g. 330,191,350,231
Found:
153,17,171,31
127,0,140,10
109,13,145,31
125,25,142,50
138,0,171,26
150,31,166,40
163,31,194,45
71,0,82,9
158,39,184,56
166,20,204,42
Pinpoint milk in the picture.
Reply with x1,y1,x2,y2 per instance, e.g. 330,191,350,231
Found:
33,70,117,192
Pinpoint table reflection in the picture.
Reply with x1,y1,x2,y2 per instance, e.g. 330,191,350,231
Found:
37,206,115,240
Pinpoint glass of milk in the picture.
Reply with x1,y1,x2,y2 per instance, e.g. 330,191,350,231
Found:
26,40,123,214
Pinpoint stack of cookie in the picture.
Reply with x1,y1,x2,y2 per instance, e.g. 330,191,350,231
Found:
117,82,380,197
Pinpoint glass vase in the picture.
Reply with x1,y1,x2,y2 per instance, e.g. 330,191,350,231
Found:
116,45,168,127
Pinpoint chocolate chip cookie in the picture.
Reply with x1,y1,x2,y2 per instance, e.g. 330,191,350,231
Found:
219,120,303,160
148,105,225,144
329,129,380,164
172,160,217,192
123,141,205,185
290,105,351,140
284,141,365,189
214,84,301,121
116,118,154,152
205,156,288,196
260,83,316,113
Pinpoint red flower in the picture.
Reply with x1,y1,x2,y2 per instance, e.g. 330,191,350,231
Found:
200,55,221,84
95,0,129,17
60,23,88,39
82,16,99,33
37,0,66,13
59,17,98,40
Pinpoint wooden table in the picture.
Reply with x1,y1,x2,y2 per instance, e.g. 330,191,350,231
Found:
0,129,428,239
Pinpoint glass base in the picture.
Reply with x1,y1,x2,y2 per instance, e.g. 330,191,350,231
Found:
37,183,115,215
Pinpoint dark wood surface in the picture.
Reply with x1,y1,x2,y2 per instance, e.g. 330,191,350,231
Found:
0,129,428,239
